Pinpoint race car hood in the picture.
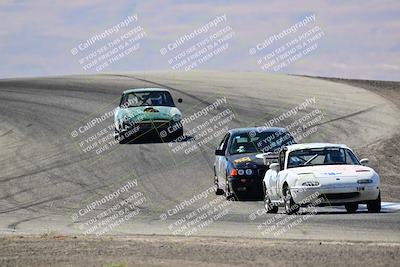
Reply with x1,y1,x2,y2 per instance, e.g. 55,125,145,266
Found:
228,152,278,169
289,165,375,179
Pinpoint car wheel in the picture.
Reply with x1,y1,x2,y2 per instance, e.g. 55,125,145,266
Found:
367,191,381,213
345,203,358,213
118,131,129,144
264,191,278,213
216,188,224,195
168,128,183,142
161,128,183,142
284,188,299,215
115,128,127,144
114,128,120,141
175,128,184,139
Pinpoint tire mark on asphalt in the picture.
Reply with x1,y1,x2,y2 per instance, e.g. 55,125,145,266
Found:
7,215,47,231
315,106,378,126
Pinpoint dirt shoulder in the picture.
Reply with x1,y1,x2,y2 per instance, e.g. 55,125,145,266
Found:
1,235,399,267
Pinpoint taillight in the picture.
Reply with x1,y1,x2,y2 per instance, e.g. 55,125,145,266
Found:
230,169,238,176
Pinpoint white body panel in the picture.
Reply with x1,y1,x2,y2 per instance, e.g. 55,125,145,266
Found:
263,143,380,206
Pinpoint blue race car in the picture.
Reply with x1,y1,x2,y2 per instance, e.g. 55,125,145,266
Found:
214,127,296,200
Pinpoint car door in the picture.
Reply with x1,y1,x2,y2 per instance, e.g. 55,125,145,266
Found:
275,150,289,199
270,149,287,200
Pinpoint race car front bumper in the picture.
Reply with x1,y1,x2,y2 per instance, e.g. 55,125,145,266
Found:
117,120,182,140
229,176,264,199
291,183,380,206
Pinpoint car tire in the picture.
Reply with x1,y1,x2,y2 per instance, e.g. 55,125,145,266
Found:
175,128,184,139
118,132,129,144
114,128,120,141
115,129,126,144
115,126,130,144
160,128,182,142
216,188,224,195
168,128,183,142
284,188,299,215
264,191,278,213
345,203,358,213
367,191,381,213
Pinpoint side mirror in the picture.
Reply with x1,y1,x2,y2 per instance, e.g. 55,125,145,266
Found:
269,163,280,171
360,158,369,166
215,149,225,156
178,98,183,103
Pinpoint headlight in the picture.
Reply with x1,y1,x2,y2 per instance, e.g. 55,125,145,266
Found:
245,169,253,175
123,115,130,122
296,173,317,186
357,179,373,184
172,114,182,122
302,181,320,187
238,169,245,175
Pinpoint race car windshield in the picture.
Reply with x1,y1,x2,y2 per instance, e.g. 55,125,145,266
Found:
287,147,360,168
121,91,175,107
229,131,295,155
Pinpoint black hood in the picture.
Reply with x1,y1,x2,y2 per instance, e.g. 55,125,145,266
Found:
227,152,278,168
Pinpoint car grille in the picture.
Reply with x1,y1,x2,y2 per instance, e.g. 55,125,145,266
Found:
140,121,170,128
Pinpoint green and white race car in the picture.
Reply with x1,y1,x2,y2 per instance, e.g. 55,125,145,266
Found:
114,88,183,143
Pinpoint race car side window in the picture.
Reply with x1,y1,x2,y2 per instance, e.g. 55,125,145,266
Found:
218,136,225,150
119,94,127,107
345,149,361,165
219,133,230,152
279,150,285,170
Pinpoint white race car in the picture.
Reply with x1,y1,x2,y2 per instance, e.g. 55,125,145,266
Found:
263,143,381,214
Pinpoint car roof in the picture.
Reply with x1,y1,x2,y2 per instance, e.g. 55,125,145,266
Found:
228,127,288,135
123,88,171,94
285,143,350,152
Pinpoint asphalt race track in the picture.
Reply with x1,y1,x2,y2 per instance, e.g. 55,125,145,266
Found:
1,71,400,245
